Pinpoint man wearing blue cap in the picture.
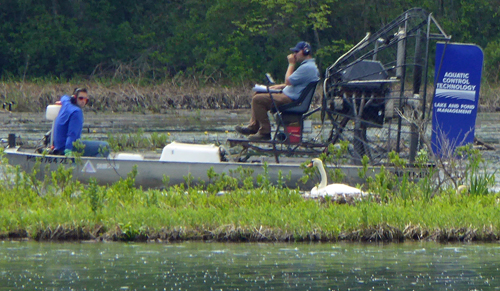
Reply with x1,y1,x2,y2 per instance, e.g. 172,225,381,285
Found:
235,41,320,141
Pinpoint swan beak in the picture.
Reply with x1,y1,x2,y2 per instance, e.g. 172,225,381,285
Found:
307,162,313,168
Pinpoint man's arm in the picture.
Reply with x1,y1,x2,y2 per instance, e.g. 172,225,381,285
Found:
270,84,286,90
285,54,297,85
65,111,84,151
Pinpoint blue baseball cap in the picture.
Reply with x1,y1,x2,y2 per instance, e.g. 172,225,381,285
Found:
290,41,311,53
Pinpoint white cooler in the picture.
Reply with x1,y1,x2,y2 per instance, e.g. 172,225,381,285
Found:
160,142,221,163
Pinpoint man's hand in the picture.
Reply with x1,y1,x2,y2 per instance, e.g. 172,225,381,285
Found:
64,149,73,157
287,54,297,65
270,84,286,90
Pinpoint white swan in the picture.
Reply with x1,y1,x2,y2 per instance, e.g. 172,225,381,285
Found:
308,158,364,198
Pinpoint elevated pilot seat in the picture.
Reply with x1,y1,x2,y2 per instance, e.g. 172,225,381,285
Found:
271,80,319,144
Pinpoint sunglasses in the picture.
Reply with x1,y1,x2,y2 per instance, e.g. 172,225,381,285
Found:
78,96,89,104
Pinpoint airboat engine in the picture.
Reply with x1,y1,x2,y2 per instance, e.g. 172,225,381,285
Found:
330,59,392,128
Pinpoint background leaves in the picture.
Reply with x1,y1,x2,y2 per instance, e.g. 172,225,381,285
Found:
0,0,499,82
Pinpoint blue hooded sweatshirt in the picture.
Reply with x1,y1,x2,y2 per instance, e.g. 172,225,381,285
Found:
53,95,84,151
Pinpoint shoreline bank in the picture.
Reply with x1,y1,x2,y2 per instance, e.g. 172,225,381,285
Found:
2,225,499,243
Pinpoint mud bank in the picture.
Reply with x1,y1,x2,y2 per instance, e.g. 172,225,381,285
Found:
2,225,499,243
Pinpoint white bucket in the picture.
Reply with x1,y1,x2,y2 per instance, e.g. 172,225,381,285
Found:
160,142,221,163
46,104,61,120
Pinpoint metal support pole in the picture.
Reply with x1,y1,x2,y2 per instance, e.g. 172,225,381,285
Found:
8,133,16,148
409,29,424,163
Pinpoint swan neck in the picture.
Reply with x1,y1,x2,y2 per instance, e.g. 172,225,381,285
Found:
317,162,328,189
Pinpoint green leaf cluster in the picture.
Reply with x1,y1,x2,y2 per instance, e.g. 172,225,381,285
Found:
1,0,499,82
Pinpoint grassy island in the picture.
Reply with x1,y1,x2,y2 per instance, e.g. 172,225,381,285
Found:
0,145,498,243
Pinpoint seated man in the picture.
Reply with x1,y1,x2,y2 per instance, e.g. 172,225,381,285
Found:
235,41,320,141
53,88,110,157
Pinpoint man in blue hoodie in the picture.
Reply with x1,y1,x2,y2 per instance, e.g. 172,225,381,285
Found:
53,88,109,157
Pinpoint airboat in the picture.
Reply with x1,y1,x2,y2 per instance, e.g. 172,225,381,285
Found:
2,8,452,189
229,7,451,165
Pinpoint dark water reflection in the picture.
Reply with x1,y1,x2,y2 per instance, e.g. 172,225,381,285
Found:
1,241,499,290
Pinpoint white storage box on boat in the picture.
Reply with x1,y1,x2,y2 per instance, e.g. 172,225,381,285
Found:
303,120,312,133
160,142,221,163
46,104,61,120
114,153,145,160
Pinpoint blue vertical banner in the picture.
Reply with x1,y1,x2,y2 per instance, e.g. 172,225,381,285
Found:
431,42,483,156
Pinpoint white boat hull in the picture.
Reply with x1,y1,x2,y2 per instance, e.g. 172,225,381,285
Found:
2,147,428,189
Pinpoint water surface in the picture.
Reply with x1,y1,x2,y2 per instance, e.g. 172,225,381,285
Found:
1,241,499,290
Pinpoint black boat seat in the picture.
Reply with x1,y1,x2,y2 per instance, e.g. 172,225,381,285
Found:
271,81,319,143
271,81,319,115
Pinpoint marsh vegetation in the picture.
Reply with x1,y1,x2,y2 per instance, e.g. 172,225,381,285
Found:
0,144,497,243
1,80,500,114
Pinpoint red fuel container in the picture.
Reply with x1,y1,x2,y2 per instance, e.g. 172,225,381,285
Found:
285,125,301,143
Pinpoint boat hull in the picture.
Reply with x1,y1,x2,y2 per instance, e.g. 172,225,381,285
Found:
2,148,428,189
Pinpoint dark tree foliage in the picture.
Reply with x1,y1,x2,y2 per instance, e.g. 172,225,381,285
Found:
0,0,498,82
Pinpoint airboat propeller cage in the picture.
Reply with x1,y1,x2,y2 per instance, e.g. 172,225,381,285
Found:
322,8,451,164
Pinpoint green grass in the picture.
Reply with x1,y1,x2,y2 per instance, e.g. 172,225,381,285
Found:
1,181,499,242
0,143,498,242
106,129,170,151
0,147,499,243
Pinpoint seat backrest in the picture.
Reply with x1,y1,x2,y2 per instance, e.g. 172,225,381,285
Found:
278,81,319,114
